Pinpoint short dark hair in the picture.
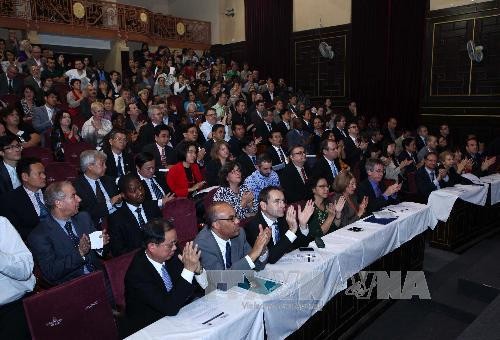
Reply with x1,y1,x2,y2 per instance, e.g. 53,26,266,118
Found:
153,124,171,137
257,153,272,166
142,218,175,247
108,128,127,140
231,122,244,131
70,78,81,87
134,152,154,169
255,99,265,107
240,137,255,150
44,89,59,99
402,137,415,149
0,134,21,149
212,123,225,133
334,114,345,126
176,141,197,162
16,157,42,181
117,173,140,193
258,185,282,203
425,151,438,160
218,160,241,187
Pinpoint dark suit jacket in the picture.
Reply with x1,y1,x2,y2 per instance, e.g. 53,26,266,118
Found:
32,105,59,133
464,152,487,177
0,73,23,96
0,162,14,196
332,127,348,142
279,163,311,204
397,150,418,173
246,212,311,264
311,156,341,188
104,149,134,179
357,179,399,214
276,121,291,140
108,201,162,256
73,175,119,227
140,176,170,202
415,167,450,203
142,143,176,175
228,136,243,158
255,120,276,141
125,251,198,333
0,186,40,240
194,226,265,270
205,159,222,186
415,135,426,153
343,135,364,167
286,129,310,152
266,145,288,168
262,90,276,104
23,76,44,102
237,153,256,179
134,122,156,152
27,212,102,285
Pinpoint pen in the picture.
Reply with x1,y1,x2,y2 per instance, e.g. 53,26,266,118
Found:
202,312,225,325
387,209,397,213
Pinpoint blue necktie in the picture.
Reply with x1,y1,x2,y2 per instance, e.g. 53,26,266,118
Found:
150,178,164,199
117,156,124,177
161,265,173,292
251,155,257,166
373,184,383,198
135,207,146,227
330,161,338,178
34,192,49,218
225,241,232,269
430,171,440,189
272,221,280,244
64,221,94,272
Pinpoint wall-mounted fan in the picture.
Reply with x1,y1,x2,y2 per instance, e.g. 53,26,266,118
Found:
467,40,484,63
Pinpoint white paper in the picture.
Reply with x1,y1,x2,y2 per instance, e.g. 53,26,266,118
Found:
89,231,104,249
372,210,398,219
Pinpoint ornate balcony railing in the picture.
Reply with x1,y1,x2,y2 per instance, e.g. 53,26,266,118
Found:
0,0,211,47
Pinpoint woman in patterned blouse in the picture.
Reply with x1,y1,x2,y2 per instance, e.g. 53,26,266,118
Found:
213,161,257,219
307,177,346,237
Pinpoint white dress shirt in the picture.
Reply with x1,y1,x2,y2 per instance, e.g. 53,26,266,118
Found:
138,173,165,207
23,187,45,216
261,212,297,245
0,217,36,305
211,230,255,269
4,162,21,189
126,202,147,225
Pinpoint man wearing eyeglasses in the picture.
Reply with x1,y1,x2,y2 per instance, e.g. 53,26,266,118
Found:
125,218,207,334
195,202,271,271
357,158,401,214
279,145,311,204
344,122,368,167
0,135,23,195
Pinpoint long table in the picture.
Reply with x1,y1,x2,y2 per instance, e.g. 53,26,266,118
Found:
127,202,434,340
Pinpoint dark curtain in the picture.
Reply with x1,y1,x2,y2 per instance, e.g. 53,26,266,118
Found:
244,0,292,80
350,0,427,129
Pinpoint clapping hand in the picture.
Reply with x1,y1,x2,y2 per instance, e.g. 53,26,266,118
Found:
437,168,447,180
161,192,175,205
101,230,110,245
250,224,271,261
178,241,201,272
241,191,254,208
481,156,497,171
78,234,91,257
384,183,401,197
358,196,369,217
298,200,314,229
334,196,346,215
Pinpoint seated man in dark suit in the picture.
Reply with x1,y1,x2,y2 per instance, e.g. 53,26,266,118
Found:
203,123,226,162
266,130,288,171
32,90,59,134
332,114,348,142
276,110,292,139
142,124,176,176
0,157,48,240
246,186,314,264
0,135,22,195
237,137,258,179
125,219,207,334
108,174,162,256
343,122,368,168
312,139,341,189
195,202,270,270
103,129,134,180
0,65,23,96
397,137,421,174
279,145,311,204
416,152,451,202
135,152,174,208
357,158,401,214
228,122,246,158
73,150,122,228
27,181,109,285
464,137,496,177
133,105,164,152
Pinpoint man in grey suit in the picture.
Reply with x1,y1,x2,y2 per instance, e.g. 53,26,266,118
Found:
27,181,110,286
195,202,271,271
32,89,59,134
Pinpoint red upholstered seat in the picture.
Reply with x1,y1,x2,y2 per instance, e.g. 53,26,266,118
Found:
63,141,94,169
163,198,198,250
23,271,118,340
167,95,184,114
45,162,78,184
22,146,53,166
0,94,19,106
103,249,138,311
203,186,219,212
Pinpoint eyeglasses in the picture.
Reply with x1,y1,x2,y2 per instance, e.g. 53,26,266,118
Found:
292,151,305,156
216,216,239,222
158,240,177,249
316,184,330,189
348,125,358,129
3,144,22,151
230,168,241,174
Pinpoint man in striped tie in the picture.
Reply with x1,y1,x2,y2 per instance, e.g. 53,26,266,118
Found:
125,218,208,334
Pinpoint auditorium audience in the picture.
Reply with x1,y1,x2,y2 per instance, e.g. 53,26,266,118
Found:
333,171,369,228
237,137,258,178
195,201,270,270
380,140,413,181
32,89,59,134
205,140,231,186
416,152,451,202
28,181,109,285
463,137,496,177
307,177,345,237
81,101,112,147
312,139,342,187
279,145,311,204
0,135,22,195
244,154,280,210
1,106,40,148
167,141,205,198
439,150,473,186
103,129,134,180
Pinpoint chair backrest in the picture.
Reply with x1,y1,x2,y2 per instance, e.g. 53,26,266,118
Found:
163,198,198,249
22,146,53,167
23,271,118,340
102,250,138,310
406,171,417,193
45,162,78,184
63,141,94,168
203,186,219,212
0,94,19,106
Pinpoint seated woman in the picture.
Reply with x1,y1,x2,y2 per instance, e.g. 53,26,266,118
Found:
205,140,231,186
153,74,172,102
439,150,473,186
1,106,40,149
183,90,205,114
332,171,369,228
102,97,115,121
380,140,412,181
16,85,41,123
81,101,112,147
307,177,345,237
213,161,257,219
50,111,80,161
96,80,112,101
167,141,205,198
66,78,85,117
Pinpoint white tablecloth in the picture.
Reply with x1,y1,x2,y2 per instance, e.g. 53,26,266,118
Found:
427,184,488,223
480,173,500,205
126,289,264,340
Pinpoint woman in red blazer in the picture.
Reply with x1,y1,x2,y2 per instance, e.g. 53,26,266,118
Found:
167,141,205,197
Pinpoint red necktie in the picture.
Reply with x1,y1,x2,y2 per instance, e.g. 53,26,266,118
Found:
300,168,307,183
